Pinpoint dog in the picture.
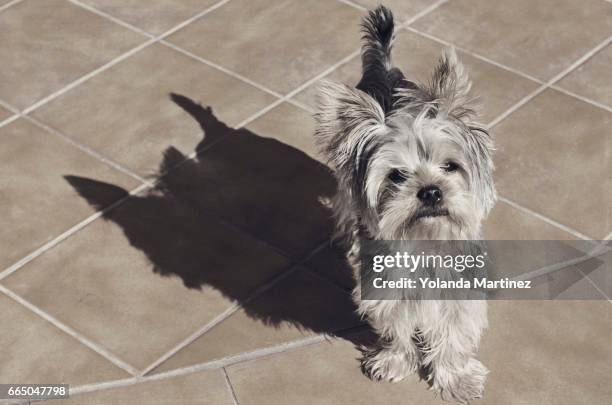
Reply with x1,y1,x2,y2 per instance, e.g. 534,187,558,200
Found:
314,6,496,403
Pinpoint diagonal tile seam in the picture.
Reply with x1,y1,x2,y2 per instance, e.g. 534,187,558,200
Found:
486,34,612,129
63,324,371,399
497,197,595,241
66,334,330,397
138,240,332,376
0,181,148,281
24,116,152,185
67,0,311,115
19,0,233,116
406,27,612,112
222,367,240,405
0,0,24,14
0,113,18,129
0,284,141,376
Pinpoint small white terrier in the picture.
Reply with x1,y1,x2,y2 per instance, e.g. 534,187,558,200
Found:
314,6,496,403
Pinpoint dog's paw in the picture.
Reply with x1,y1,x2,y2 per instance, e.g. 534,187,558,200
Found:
431,358,488,403
360,346,419,382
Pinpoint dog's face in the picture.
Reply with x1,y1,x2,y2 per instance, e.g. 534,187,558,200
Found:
315,50,496,240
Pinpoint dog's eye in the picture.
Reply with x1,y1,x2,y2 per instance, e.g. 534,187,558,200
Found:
388,169,408,183
441,161,459,173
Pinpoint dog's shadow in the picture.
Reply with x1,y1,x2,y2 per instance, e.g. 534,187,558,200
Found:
66,93,376,349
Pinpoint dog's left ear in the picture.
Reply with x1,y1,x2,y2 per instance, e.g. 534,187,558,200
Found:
425,47,474,120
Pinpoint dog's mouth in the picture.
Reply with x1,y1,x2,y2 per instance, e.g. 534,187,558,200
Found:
412,207,450,223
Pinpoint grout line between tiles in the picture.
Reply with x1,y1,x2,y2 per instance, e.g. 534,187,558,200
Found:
0,97,19,114
335,0,366,12
578,269,611,301
67,0,154,38
68,0,155,39
160,40,285,99
139,304,242,376
497,197,594,241
0,284,140,376
68,323,370,397
69,334,329,397
485,83,548,128
140,241,329,376
549,84,612,113
222,367,240,405
397,0,450,26
24,116,153,186
21,38,155,115
545,36,611,85
0,113,19,128
510,244,610,282
403,27,545,85
0,182,149,281
0,0,24,14
21,0,232,116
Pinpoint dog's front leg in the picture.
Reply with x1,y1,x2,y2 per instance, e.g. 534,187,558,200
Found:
358,300,420,382
421,300,488,403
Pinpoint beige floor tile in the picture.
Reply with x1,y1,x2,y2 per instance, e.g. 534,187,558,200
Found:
247,102,319,161
45,369,233,404
31,43,276,176
2,191,290,369
154,269,360,373
226,337,442,405
558,44,612,108
412,0,612,81
0,119,139,270
483,201,577,240
0,0,145,110
166,0,363,94
493,89,611,239
350,0,434,22
0,293,127,385
78,0,220,35
482,301,612,404
294,30,540,123
159,103,336,258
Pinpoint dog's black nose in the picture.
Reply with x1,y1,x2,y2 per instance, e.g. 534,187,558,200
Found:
417,185,443,206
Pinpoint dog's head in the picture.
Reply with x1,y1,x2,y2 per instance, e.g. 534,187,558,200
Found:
315,45,496,240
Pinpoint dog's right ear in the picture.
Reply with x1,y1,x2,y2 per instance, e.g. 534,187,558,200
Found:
314,80,386,172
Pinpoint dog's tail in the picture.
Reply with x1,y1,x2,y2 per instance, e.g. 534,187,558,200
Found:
357,6,409,114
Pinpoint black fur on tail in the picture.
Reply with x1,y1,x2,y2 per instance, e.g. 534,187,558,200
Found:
356,6,413,114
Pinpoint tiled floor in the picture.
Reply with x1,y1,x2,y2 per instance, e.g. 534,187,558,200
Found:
0,0,610,404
